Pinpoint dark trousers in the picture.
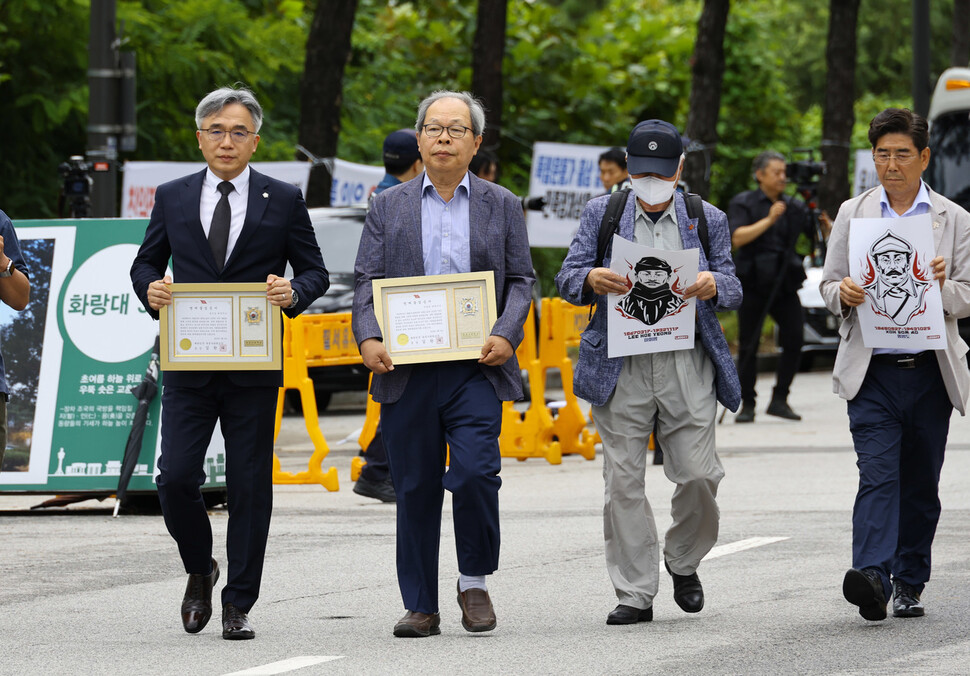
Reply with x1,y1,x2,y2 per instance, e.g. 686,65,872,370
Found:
360,421,390,482
157,375,278,613
381,361,502,614
846,357,951,598
737,288,804,406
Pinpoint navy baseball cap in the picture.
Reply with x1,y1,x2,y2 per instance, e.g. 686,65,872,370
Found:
626,120,684,177
383,129,420,164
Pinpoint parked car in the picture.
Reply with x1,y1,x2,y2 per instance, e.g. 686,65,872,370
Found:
796,261,840,370
925,66,970,347
284,206,369,411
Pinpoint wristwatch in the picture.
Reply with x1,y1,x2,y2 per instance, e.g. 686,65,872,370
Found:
0,258,13,278
289,288,299,308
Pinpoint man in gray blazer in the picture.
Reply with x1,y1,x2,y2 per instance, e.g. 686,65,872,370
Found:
352,90,534,638
820,108,970,622
557,120,742,626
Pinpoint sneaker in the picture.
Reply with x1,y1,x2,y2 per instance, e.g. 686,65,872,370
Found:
766,400,801,421
892,580,925,618
352,476,396,502
843,567,888,621
735,403,755,423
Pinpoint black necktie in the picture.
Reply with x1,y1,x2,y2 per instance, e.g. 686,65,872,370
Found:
209,181,233,273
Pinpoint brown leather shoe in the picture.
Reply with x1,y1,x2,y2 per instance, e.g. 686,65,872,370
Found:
456,581,497,632
222,603,256,640
181,559,219,633
393,611,441,638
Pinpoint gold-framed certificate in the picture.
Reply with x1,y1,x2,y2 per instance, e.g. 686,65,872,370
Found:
372,271,498,365
159,283,281,371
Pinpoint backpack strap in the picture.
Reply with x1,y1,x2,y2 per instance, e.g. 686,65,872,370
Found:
595,188,630,268
684,192,709,260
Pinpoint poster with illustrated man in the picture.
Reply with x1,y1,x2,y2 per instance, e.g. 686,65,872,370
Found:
607,235,698,358
848,213,947,349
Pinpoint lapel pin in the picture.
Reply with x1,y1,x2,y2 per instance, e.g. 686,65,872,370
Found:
262,192,269,199
933,220,941,229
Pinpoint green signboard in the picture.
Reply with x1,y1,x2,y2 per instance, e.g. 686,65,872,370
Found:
0,219,226,493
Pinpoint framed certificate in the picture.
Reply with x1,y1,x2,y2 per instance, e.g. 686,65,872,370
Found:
372,271,498,365
159,283,281,371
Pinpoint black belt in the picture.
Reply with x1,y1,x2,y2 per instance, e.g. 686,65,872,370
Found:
870,352,933,369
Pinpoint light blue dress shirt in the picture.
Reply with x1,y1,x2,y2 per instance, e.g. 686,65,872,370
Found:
420,172,471,275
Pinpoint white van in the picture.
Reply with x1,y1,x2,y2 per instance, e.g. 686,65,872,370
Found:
925,67,970,345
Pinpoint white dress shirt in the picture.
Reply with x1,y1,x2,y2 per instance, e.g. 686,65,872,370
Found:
200,166,250,265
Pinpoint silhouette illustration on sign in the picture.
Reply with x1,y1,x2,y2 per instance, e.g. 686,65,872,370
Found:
860,230,931,326
616,256,687,326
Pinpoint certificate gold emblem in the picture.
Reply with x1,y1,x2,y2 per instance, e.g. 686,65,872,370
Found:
180,338,192,350
246,307,263,324
397,333,410,346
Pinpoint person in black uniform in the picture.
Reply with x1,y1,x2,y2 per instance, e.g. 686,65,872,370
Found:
728,151,825,423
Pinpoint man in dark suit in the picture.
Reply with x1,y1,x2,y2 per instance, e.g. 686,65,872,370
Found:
352,90,534,638
130,86,329,640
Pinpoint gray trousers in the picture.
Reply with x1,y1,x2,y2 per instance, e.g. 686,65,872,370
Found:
591,344,724,609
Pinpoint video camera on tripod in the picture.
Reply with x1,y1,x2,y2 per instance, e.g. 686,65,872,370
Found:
58,155,93,218
786,148,828,264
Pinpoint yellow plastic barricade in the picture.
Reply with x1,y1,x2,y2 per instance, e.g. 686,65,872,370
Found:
352,380,381,482
538,298,598,460
272,313,346,491
499,303,562,464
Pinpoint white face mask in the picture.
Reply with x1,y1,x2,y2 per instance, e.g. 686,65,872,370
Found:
630,175,677,206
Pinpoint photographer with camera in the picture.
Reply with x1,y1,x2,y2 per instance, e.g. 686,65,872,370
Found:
728,151,829,423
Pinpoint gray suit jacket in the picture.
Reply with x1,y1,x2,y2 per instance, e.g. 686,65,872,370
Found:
352,171,535,403
820,185,970,414
555,192,743,410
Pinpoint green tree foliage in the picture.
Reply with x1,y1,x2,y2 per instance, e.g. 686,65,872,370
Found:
0,0,307,218
0,0,959,229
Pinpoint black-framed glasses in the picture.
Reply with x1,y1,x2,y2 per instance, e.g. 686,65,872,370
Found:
422,124,473,139
199,128,256,143
872,150,918,165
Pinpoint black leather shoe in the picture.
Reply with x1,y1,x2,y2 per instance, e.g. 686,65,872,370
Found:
892,580,925,618
353,476,396,503
665,560,704,613
222,603,256,640
181,559,219,633
766,400,801,421
843,567,888,621
606,604,653,625
735,403,755,423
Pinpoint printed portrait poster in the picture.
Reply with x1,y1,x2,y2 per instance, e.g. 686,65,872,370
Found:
848,213,947,349
607,235,698,358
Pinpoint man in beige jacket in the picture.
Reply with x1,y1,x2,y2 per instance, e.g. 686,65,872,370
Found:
820,108,970,622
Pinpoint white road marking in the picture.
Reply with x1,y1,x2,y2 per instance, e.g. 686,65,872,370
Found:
704,536,789,560
223,656,344,675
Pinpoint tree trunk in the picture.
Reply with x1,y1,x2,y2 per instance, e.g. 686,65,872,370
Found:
818,0,860,219
683,0,730,200
472,0,507,150
298,0,359,207
953,0,970,67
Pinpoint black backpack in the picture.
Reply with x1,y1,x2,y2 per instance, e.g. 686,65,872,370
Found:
594,188,709,268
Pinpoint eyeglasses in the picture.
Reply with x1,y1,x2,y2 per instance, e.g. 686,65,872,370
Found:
872,150,919,165
199,128,256,143
422,124,473,139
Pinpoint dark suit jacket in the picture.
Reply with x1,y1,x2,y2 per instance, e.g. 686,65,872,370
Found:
352,171,535,403
130,167,330,388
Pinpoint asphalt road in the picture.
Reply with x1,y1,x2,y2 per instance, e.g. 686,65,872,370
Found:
1,369,969,675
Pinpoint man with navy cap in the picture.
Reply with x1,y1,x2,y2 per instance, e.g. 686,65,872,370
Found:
372,129,423,198
557,119,742,625
355,129,424,504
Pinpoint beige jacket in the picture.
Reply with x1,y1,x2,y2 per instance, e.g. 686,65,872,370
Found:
819,185,970,414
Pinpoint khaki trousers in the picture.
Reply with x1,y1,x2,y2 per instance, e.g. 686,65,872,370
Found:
591,344,724,609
